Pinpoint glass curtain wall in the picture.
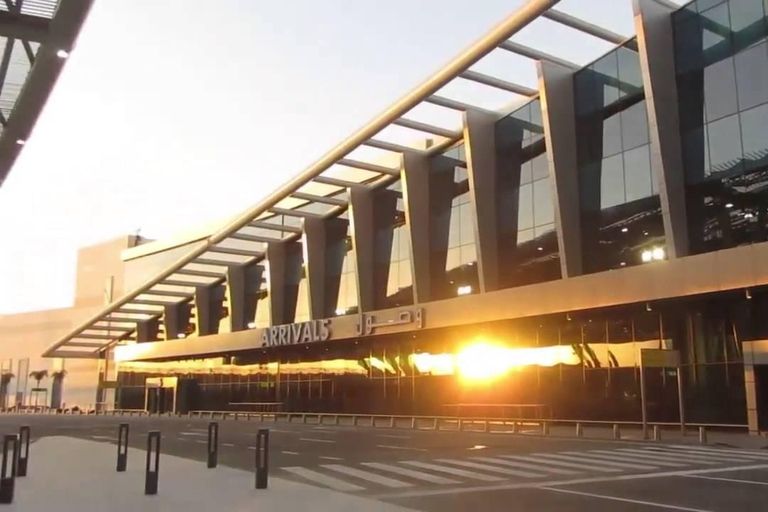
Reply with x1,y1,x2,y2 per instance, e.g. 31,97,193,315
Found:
495,99,561,288
379,182,414,309
575,39,666,273
334,212,359,316
674,0,768,253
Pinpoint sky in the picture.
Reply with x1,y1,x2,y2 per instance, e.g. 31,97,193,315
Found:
0,0,686,314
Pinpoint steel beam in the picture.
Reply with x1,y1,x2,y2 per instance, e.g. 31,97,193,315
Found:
269,207,324,218
229,232,279,244
143,289,192,298
543,9,626,45
363,139,425,154
207,245,264,257
0,10,49,43
290,191,347,206
498,40,578,69
460,70,538,96
392,118,462,139
248,221,302,234
337,158,400,176
176,268,225,278
192,258,235,267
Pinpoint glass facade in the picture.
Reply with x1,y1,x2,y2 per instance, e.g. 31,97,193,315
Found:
575,39,666,273
379,182,413,309
675,0,768,254
495,99,561,288
334,213,358,316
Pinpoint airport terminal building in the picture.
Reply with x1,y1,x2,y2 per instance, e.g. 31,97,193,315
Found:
37,0,768,433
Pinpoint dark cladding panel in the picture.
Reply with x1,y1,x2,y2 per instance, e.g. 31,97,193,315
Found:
163,302,192,340
303,216,349,319
195,283,226,336
136,317,159,343
267,240,303,325
226,263,264,332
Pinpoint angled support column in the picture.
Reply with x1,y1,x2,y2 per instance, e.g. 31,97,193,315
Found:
538,60,583,277
194,283,226,336
266,240,303,325
349,187,399,312
226,263,264,332
634,0,689,259
136,317,159,343
463,109,500,293
303,216,349,319
163,302,192,340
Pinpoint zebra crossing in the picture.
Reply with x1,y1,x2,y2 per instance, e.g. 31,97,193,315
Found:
278,444,768,493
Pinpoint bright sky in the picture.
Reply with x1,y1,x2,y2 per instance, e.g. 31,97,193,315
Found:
0,0,685,314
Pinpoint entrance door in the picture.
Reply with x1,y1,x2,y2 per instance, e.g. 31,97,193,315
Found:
144,377,178,414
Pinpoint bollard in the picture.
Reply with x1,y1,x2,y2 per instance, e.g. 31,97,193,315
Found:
0,435,18,504
117,423,129,472
410,417,417,430
512,421,520,434
482,420,489,433
255,429,269,489
433,417,439,430
575,423,584,437
653,425,661,441
16,426,30,477
613,424,621,440
389,416,395,429
207,422,218,469
699,426,707,444
145,431,160,495
542,421,550,436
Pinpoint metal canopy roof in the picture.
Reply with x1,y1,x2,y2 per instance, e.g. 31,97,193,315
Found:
0,0,93,188
44,0,677,359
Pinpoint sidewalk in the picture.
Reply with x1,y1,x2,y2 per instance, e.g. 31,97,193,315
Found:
6,436,416,511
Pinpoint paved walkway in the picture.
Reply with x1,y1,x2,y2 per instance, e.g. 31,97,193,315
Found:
6,436,417,511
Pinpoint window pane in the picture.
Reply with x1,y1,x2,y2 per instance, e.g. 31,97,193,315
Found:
701,3,733,62
602,114,623,157
704,57,738,121
730,0,768,51
740,102,768,170
617,46,643,92
620,100,650,151
533,178,555,226
734,41,768,110
707,113,743,174
593,51,620,107
532,153,549,181
518,183,534,230
624,145,653,202
600,154,625,209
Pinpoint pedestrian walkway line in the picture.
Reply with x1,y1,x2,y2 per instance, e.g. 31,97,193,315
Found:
558,451,659,470
299,437,336,444
378,434,412,439
471,456,581,475
616,448,719,465
282,466,365,492
643,447,757,463
436,458,543,478
682,474,768,486
400,460,505,481
222,443,235,447
540,486,712,512
376,444,426,452
319,455,343,461
322,464,413,488
361,462,459,484
194,439,207,444
664,445,768,460
588,450,688,467
283,451,299,455
505,455,621,473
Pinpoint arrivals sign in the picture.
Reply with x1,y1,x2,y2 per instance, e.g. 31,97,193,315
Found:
261,319,331,347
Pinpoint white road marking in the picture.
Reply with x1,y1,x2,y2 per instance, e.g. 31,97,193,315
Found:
558,452,659,470
400,460,505,481
194,439,207,444
299,438,336,444
247,446,256,450
319,456,343,461
662,445,768,460
378,434,411,439
312,427,338,432
376,444,426,452
282,451,300,455
540,486,712,511
90,435,113,441
282,467,365,492
437,458,543,478
222,443,235,447
682,474,768,486
361,462,459,484
179,432,207,437
642,447,755,463
322,464,413,488
471,456,580,475
176,438,188,442
588,450,688,467
504,455,621,473
615,449,719,465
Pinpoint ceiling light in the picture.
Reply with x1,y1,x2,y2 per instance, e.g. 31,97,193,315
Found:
177,333,186,339
15,139,25,145
643,231,649,236
652,247,665,261
641,250,652,263
725,203,734,209
56,49,69,58
745,212,754,219
457,285,472,296
335,308,347,316
621,228,628,233
537,247,543,251
247,322,256,329
620,262,626,266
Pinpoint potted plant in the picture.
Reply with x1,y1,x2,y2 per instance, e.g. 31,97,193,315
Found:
28,370,49,407
0,373,14,410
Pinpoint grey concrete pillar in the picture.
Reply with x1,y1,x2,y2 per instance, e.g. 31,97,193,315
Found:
194,283,226,336
136,317,159,343
463,109,500,293
163,302,192,340
401,152,455,303
266,240,303,325
537,60,583,277
226,263,264,332
303,216,349,319
349,187,398,311
634,0,690,259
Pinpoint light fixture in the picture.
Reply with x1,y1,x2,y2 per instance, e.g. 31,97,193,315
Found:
247,322,256,329
457,285,473,296
652,247,665,261
620,262,627,266
177,333,186,339
745,212,754,219
621,228,628,233
746,288,753,300
335,308,347,316
15,139,25,146
643,231,649,236
56,49,70,59
641,250,653,263
725,203,734,209
537,247,543,251
646,302,653,312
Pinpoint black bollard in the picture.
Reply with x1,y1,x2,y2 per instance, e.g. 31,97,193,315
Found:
0,435,18,504
16,426,30,477
145,431,160,496
207,422,218,469
254,429,269,489
117,423,129,472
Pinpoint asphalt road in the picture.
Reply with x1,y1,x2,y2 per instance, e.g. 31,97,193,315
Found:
2,414,768,511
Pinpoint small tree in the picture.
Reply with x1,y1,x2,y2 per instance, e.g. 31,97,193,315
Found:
51,370,67,382
29,370,48,407
0,373,14,409
50,370,67,410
